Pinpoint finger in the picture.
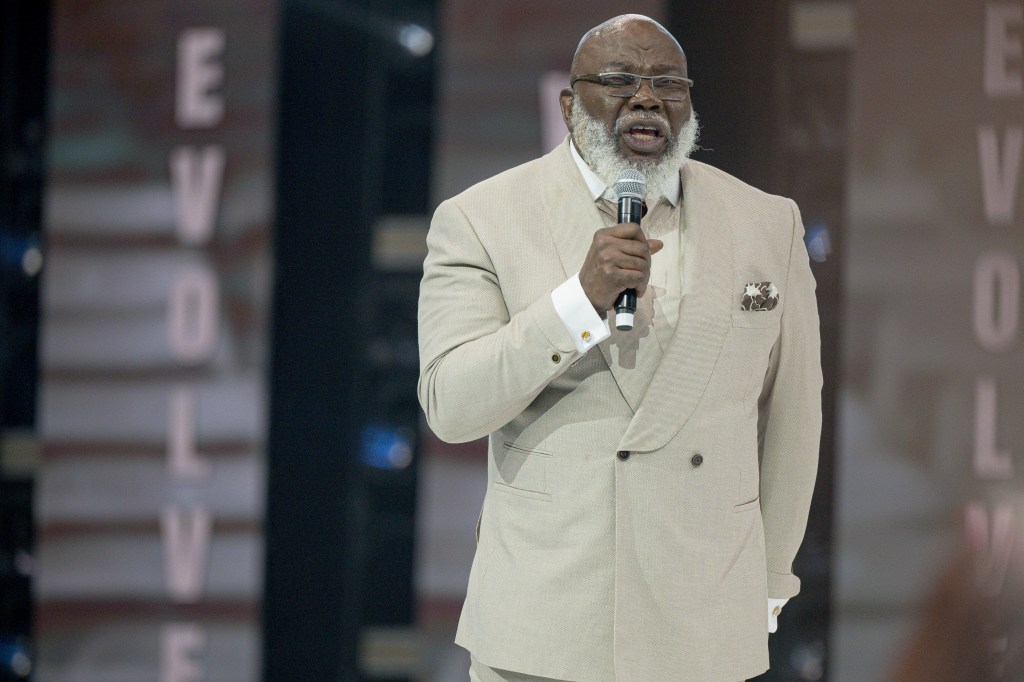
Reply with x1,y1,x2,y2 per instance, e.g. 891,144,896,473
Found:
603,237,654,260
647,239,664,255
605,253,650,274
604,222,645,241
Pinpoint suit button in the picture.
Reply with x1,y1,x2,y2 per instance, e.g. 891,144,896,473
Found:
551,353,561,363
617,450,630,461
691,453,703,467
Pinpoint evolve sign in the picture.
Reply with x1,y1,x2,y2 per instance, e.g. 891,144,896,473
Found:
968,4,1024,669
37,4,276,680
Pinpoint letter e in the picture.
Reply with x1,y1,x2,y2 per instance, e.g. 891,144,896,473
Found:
176,28,225,128
160,622,205,682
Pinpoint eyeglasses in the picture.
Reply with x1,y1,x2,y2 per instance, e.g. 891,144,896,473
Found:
570,72,694,102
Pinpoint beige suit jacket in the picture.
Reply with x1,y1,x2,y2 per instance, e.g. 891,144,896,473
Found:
417,139,822,682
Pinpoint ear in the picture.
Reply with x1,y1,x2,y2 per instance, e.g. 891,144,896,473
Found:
559,87,574,131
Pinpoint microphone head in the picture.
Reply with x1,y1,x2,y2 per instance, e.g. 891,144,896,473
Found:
614,169,646,201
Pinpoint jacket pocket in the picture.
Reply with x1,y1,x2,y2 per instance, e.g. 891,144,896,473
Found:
494,441,551,500
492,482,552,502
733,496,760,513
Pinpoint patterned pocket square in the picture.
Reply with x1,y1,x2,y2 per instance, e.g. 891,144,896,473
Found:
741,282,779,311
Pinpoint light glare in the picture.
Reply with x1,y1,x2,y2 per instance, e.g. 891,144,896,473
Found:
398,23,433,57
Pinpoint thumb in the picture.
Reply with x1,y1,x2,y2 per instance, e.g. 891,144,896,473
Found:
648,239,665,255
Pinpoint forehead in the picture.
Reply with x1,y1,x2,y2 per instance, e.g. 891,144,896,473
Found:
576,21,686,75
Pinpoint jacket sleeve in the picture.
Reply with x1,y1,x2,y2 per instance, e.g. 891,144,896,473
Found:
417,199,581,443
756,199,823,599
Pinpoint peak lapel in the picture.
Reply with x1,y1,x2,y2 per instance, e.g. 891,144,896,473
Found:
618,162,734,451
539,139,606,286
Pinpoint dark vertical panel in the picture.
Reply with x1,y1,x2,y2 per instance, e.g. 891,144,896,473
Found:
671,1,785,193
0,0,49,428
0,0,49,676
264,3,371,679
264,1,435,679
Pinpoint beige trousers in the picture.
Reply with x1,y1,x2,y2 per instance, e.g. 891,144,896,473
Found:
468,655,746,682
469,656,570,682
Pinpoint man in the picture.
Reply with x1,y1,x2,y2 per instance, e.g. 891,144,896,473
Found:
418,14,821,682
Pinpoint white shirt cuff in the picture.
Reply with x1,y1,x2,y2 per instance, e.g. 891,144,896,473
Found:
550,273,611,353
768,597,789,633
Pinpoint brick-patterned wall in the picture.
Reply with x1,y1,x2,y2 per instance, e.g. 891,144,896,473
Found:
36,2,276,680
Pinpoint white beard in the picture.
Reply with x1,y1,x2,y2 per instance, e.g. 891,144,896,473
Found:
570,95,700,203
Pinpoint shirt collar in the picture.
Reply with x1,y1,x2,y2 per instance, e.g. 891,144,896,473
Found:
569,139,681,207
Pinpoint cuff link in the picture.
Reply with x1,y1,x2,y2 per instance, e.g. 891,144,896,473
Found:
581,330,592,343
772,605,782,617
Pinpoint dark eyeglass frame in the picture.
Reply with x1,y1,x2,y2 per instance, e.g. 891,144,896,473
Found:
570,72,694,101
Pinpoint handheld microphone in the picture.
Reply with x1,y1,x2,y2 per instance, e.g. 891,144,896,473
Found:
613,169,647,331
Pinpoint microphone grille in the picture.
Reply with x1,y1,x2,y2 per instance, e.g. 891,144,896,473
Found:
615,169,647,200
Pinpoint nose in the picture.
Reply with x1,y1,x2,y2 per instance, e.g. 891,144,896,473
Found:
629,77,662,110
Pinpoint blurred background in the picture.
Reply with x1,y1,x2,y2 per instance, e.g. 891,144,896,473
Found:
0,0,1020,680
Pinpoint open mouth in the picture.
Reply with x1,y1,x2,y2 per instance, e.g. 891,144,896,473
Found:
627,125,661,138
621,124,666,153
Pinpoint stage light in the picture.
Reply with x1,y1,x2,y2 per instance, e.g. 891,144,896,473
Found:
21,246,43,276
805,222,832,263
360,424,414,470
297,1,434,57
0,638,31,678
397,23,433,57
0,233,42,276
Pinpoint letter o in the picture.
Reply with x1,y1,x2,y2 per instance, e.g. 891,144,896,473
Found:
169,265,219,363
973,251,1020,352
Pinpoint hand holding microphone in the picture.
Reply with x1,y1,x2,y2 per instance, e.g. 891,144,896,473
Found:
579,169,662,330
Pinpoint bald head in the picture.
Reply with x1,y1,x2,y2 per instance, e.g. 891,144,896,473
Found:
571,15,684,75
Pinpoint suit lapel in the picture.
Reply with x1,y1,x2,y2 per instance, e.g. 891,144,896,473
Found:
618,161,734,451
539,139,605,291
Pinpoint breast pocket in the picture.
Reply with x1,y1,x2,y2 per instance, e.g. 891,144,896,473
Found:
731,306,782,329
493,442,551,502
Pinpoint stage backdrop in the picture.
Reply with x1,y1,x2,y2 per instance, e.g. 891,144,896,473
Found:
834,2,1024,679
35,2,276,680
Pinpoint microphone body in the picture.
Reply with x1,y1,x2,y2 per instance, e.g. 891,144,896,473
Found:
613,170,647,331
